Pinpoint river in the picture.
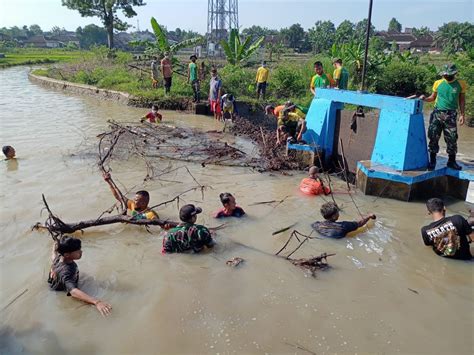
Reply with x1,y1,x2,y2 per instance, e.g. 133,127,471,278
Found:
1,66,473,354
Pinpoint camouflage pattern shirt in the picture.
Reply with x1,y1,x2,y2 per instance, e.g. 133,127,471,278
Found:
162,223,215,253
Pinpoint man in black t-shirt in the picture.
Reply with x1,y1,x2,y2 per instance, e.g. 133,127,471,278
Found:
421,198,473,260
312,202,376,239
48,236,113,316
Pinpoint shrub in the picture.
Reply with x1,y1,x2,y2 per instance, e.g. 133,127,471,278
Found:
271,63,307,98
219,65,254,98
375,61,431,97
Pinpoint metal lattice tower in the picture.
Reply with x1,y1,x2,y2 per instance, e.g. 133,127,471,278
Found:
207,0,239,45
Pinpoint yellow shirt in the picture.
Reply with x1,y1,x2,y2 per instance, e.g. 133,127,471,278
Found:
256,66,269,83
127,200,158,220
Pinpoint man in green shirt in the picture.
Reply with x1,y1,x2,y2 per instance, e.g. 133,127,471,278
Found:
332,58,349,90
187,55,200,103
310,61,335,95
420,64,467,171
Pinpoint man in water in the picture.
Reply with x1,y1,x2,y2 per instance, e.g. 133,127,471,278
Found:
421,198,472,260
48,236,112,316
332,58,349,90
2,145,16,160
419,64,467,171
162,204,215,253
160,52,173,94
312,202,376,238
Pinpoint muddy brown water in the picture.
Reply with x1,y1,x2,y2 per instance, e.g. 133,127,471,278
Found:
1,67,473,354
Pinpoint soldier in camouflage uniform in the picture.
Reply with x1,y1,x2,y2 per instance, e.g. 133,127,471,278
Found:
420,64,467,171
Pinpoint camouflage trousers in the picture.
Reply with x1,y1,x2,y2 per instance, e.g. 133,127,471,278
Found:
428,109,458,155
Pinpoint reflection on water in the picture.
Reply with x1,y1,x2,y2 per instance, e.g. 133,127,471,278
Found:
0,67,473,354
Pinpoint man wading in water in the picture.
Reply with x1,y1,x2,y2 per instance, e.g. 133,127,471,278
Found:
419,64,467,171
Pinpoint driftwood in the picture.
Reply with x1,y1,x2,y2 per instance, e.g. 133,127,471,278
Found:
226,257,244,267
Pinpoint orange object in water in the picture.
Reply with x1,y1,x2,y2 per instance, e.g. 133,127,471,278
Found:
299,178,331,195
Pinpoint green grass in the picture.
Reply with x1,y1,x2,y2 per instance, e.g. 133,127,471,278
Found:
0,49,84,68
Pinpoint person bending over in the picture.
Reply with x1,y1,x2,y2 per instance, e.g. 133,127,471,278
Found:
276,106,306,145
48,236,112,316
421,198,472,260
162,204,215,253
214,192,246,218
312,202,376,239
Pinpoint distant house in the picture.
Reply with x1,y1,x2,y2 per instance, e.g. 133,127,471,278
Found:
53,32,80,48
23,35,63,48
376,29,439,53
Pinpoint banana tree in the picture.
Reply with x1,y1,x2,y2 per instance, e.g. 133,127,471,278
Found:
130,17,204,58
220,29,264,65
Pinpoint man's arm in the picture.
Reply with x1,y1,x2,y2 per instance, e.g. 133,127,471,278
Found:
276,126,282,145
51,241,58,262
357,214,376,227
459,93,465,125
419,92,437,102
69,288,112,317
187,64,190,83
103,172,129,206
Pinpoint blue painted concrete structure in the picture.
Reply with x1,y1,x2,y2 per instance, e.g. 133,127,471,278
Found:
296,89,428,171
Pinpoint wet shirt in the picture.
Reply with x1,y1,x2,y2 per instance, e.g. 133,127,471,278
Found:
160,57,172,78
311,73,334,90
209,76,222,101
144,111,162,123
162,223,214,253
127,200,159,220
48,256,79,295
333,67,349,90
312,220,359,239
189,62,198,81
256,66,269,83
433,78,468,111
421,215,472,259
214,206,246,218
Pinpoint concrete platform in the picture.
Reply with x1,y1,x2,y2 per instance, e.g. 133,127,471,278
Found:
356,158,474,201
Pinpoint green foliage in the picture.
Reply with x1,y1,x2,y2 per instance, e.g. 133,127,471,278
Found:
308,21,335,53
220,29,264,66
271,63,307,98
388,18,402,32
280,24,305,50
76,24,107,49
219,66,255,96
434,22,474,54
374,61,432,97
335,20,355,44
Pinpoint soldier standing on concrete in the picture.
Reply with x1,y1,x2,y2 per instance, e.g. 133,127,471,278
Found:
420,64,467,171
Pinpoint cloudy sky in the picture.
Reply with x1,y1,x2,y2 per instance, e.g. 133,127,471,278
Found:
1,0,472,32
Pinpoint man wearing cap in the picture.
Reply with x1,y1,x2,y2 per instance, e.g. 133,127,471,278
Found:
162,204,215,253
420,64,467,170
187,55,200,102
161,52,173,94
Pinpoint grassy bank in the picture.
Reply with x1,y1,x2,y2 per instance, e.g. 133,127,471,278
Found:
0,48,84,68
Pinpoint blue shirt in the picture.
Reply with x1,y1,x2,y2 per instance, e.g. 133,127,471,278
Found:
311,220,359,239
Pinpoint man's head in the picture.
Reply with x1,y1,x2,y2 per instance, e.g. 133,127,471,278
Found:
220,192,236,210
440,63,457,81
152,56,158,61
2,145,16,159
57,236,82,260
262,61,267,67
190,55,197,62
308,166,319,179
320,202,339,221
426,198,445,216
134,190,150,210
265,105,275,116
333,58,342,68
151,104,159,114
164,52,170,58
211,68,218,77
314,61,324,75
227,94,234,101
179,204,202,223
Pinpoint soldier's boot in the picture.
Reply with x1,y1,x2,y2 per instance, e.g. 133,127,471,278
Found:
427,153,437,171
446,155,462,170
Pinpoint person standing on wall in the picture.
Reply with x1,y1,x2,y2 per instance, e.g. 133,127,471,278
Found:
419,64,467,171
255,61,269,100
161,52,173,95
187,55,200,103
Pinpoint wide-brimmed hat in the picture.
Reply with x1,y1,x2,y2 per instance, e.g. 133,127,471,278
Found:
179,204,202,222
440,63,457,76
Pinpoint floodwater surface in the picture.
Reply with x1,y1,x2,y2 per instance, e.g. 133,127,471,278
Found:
1,67,473,354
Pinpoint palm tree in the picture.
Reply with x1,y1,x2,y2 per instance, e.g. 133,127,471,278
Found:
434,22,472,54
131,17,204,57
220,29,264,65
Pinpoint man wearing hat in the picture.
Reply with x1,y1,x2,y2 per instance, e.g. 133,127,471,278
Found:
420,64,467,170
187,55,200,102
162,204,215,253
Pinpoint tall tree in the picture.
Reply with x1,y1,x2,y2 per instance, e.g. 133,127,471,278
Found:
76,24,108,48
280,23,305,49
29,24,43,36
62,0,145,49
335,20,355,44
354,19,375,44
308,21,335,53
388,17,402,32
434,22,474,54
